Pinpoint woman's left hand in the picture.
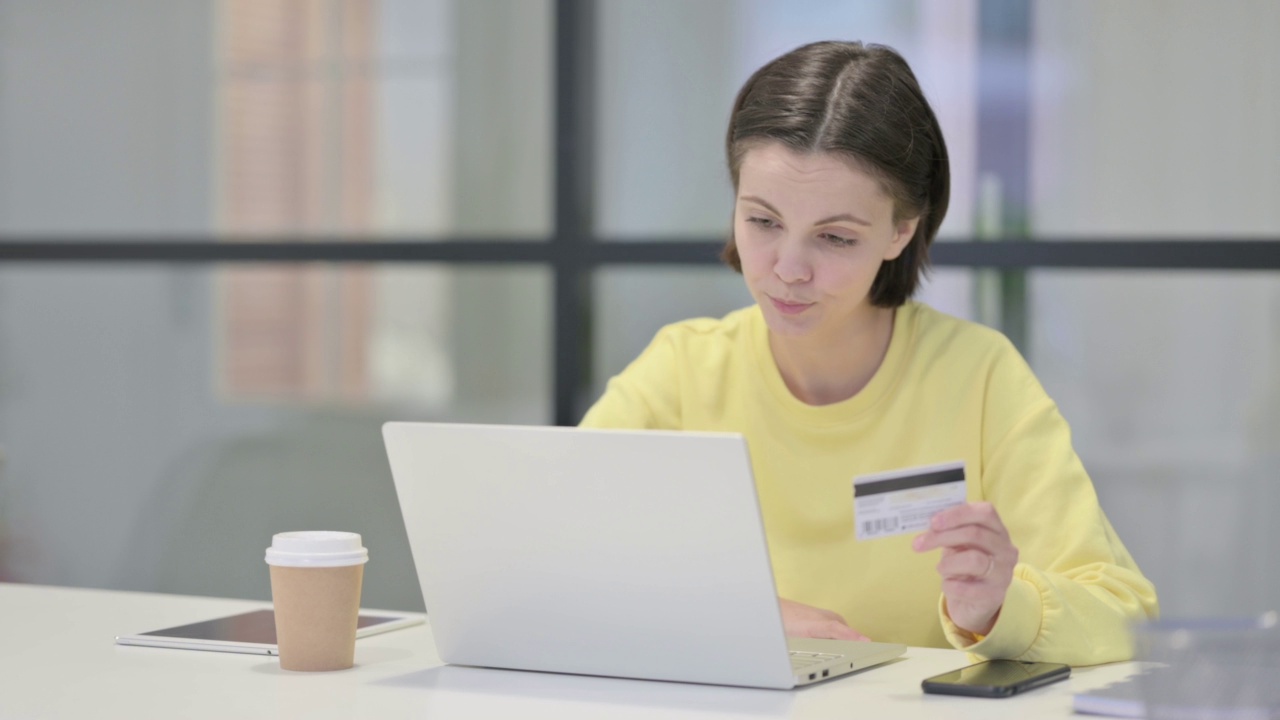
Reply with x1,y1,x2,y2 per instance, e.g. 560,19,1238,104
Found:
912,501,1018,637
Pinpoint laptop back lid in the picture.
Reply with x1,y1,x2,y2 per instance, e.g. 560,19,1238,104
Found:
383,422,796,688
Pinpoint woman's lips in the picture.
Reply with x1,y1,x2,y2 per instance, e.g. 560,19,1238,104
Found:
769,296,813,315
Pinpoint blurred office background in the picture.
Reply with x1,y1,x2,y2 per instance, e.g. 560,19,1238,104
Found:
0,0,1276,620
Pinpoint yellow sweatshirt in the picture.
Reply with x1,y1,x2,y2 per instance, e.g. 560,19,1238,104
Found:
580,302,1158,665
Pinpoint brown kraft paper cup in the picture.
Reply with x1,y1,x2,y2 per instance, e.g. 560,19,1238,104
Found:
270,563,364,671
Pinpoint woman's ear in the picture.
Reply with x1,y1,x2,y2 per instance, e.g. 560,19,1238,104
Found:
884,216,920,261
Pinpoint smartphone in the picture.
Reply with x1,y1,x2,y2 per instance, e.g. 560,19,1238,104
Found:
921,659,1071,698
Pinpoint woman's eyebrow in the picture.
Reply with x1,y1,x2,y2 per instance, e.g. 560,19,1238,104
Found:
739,195,871,227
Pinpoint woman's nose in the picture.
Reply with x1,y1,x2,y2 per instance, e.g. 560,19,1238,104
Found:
773,237,812,284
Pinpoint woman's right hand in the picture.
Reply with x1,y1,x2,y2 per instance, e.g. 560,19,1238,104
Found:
779,598,869,641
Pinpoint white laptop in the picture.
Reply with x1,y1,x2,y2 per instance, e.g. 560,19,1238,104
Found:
382,422,906,689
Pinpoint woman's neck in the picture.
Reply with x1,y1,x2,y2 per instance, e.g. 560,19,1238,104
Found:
769,306,896,406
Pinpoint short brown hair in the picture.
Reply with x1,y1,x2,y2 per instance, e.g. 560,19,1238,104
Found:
722,41,950,308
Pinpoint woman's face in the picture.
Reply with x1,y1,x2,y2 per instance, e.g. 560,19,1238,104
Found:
734,142,918,342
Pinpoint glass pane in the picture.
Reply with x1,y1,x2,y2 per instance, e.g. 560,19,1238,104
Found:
595,0,980,240
591,266,977,401
916,268,977,323
0,264,551,610
1030,1,1280,236
0,0,552,238
592,267,753,398
1027,271,1280,616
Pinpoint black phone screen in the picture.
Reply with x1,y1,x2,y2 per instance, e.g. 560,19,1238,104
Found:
140,609,402,644
921,660,1071,697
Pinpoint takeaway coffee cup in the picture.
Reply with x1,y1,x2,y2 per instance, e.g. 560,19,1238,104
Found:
265,531,369,671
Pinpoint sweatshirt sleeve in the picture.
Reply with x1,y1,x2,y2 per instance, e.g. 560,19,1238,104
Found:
937,345,1160,665
579,326,683,430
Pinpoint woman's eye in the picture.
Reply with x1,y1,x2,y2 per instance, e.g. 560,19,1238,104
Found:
747,216,778,229
821,233,856,246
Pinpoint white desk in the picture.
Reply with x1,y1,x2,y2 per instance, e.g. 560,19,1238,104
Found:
0,582,1136,719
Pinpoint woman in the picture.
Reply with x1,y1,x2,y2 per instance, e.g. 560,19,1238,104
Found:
580,41,1158,665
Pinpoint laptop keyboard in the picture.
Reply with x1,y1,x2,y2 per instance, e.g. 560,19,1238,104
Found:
789,650,843,670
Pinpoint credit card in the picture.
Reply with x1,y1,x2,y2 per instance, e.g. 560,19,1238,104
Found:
853,461,967,541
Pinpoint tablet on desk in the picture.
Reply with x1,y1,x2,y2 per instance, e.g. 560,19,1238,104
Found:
115,609,423,655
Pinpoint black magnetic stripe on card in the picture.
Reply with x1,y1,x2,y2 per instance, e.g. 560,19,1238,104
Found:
853,467,965,497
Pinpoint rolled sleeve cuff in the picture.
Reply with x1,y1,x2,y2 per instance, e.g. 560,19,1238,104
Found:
939,571,1043,660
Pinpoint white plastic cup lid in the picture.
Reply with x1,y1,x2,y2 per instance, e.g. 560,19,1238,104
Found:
264,531,369,567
